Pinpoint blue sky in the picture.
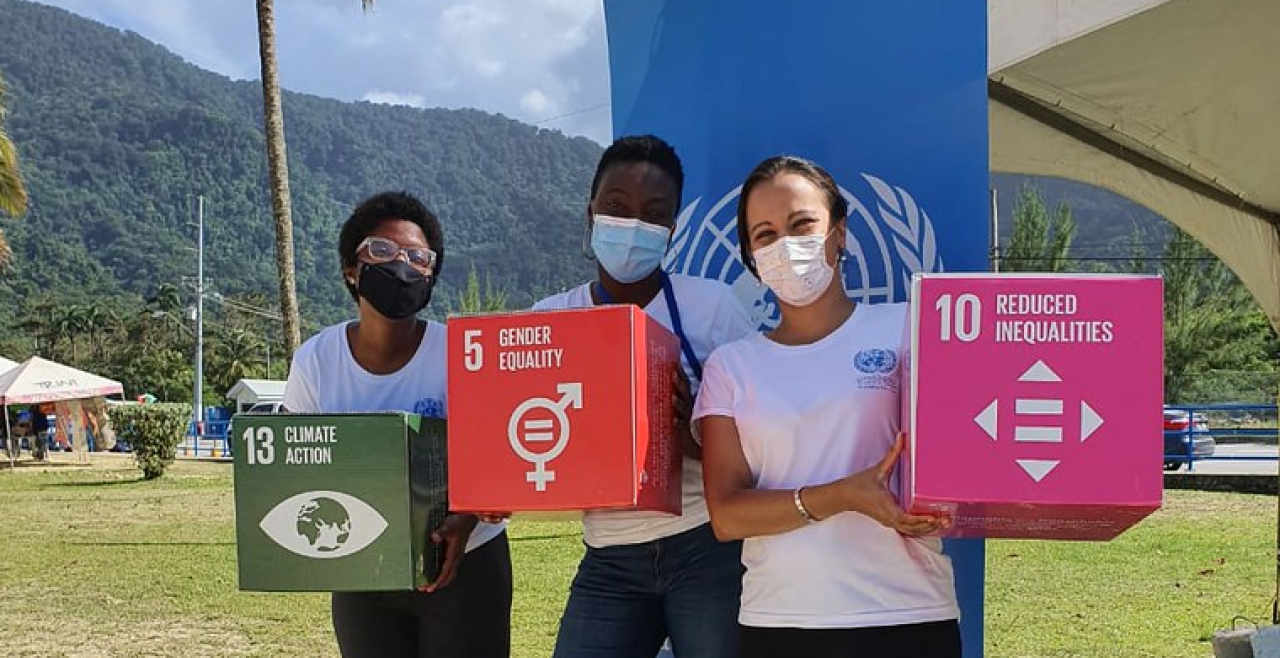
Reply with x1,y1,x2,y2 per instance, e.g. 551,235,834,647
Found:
34,0,613,143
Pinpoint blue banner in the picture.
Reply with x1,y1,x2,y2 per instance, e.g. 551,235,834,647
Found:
605,2,989,654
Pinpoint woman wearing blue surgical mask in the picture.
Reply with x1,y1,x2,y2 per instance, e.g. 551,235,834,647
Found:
533,135,755,658
694,157,959,658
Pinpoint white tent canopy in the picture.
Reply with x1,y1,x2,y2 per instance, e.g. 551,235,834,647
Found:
989,0,1280,331
0,356,124,405
0,357,17,376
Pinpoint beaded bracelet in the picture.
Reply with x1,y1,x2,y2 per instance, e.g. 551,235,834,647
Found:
793,487,817,523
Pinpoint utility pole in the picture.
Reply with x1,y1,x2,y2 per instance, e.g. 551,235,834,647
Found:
193,196,204,436
989,187,1001,273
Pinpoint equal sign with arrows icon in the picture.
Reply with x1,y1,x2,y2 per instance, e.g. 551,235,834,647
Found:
973,359,1105,483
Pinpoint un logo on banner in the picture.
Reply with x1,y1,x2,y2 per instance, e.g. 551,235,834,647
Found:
664,173,944,328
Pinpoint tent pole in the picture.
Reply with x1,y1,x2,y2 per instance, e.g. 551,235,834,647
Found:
989,187,1000,273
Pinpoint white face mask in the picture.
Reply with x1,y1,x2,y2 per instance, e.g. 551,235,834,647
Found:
753,232,836,307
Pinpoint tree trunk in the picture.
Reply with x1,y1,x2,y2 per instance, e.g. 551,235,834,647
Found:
0,229,11,273
255,0,302,355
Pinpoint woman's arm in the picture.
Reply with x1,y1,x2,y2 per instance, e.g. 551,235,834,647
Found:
700,416,944,541
673,365,701,461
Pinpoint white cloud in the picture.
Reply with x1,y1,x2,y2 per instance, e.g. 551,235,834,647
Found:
520,89,553,116
473,59,507,78
33,0,613,143
439,3,508,31
35,0,258,79
362,91,427,108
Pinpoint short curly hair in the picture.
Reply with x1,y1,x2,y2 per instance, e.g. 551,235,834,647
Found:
589,135,685,205
337,191,444,300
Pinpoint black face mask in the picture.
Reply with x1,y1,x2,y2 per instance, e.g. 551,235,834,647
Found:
357,261,433,319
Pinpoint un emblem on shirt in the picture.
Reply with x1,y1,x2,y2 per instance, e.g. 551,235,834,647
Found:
664,173,945,330
852,348,900,392
854,348,898,374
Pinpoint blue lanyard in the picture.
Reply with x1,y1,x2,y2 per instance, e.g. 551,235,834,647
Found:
593,273,704,382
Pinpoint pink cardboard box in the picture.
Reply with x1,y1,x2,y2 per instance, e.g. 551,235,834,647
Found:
900,273,1164,540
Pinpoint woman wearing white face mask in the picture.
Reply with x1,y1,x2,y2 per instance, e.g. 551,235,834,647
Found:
693,156,960,658
533,135,755,658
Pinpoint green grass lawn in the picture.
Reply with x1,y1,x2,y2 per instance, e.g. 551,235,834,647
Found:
0,455,1273,657
985,491,1275,657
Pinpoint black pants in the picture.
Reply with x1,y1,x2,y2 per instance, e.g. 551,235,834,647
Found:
740,620,961,658
331,532,512,658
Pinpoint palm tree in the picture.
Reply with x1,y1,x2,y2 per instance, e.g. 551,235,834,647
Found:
79,304,105,359
254,0,377,355
148,283,185,313
16,297,57,355
0,70,29,273
54,304,92,363
254,0,302,356
212,327,267,392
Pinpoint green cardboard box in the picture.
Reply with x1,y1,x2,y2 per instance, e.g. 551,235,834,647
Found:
231,412,448,592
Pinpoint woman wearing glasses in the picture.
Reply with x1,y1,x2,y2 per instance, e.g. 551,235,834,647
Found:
283,191,511,658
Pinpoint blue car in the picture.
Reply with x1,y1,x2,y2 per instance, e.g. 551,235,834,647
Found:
1163,407,1215,471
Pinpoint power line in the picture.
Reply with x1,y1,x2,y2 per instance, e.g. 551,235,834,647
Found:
533,102,610,126
209,295,282,321
1054,242,1174,248
997,241,1208,250
205,294,324,332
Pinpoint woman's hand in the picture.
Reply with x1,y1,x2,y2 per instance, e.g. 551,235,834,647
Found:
673,365,700,460
420,513,479,593
841,433,949,537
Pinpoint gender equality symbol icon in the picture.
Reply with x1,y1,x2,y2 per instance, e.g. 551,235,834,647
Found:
507,383,584,491
972,360,1105,482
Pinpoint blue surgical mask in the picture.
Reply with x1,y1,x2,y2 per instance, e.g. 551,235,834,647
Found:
590,215,670,283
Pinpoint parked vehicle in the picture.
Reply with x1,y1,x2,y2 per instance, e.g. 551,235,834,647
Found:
1163,407,1215,470
244,401,285,414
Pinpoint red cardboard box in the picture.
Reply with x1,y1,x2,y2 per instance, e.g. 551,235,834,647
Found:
447,305,681,514
900,273,1164,540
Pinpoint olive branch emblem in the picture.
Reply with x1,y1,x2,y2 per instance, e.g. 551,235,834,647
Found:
862,173,944,291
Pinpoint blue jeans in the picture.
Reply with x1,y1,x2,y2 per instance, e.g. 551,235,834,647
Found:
552,523,743,658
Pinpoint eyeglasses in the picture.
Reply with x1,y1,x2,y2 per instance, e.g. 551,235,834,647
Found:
357,236,437,272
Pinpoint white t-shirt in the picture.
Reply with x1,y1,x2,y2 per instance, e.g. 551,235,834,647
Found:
533,273,755,547
693,302,958,629
283,320,505,553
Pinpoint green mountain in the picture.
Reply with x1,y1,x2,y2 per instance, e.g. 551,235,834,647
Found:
2,0,1272,405
0,0,1231,327
0,0,602,336
0,0,1189,328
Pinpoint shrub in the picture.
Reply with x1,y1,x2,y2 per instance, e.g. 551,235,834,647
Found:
106,403,189,479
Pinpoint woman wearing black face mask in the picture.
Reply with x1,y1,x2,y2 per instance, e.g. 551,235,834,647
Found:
283,191,512,658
